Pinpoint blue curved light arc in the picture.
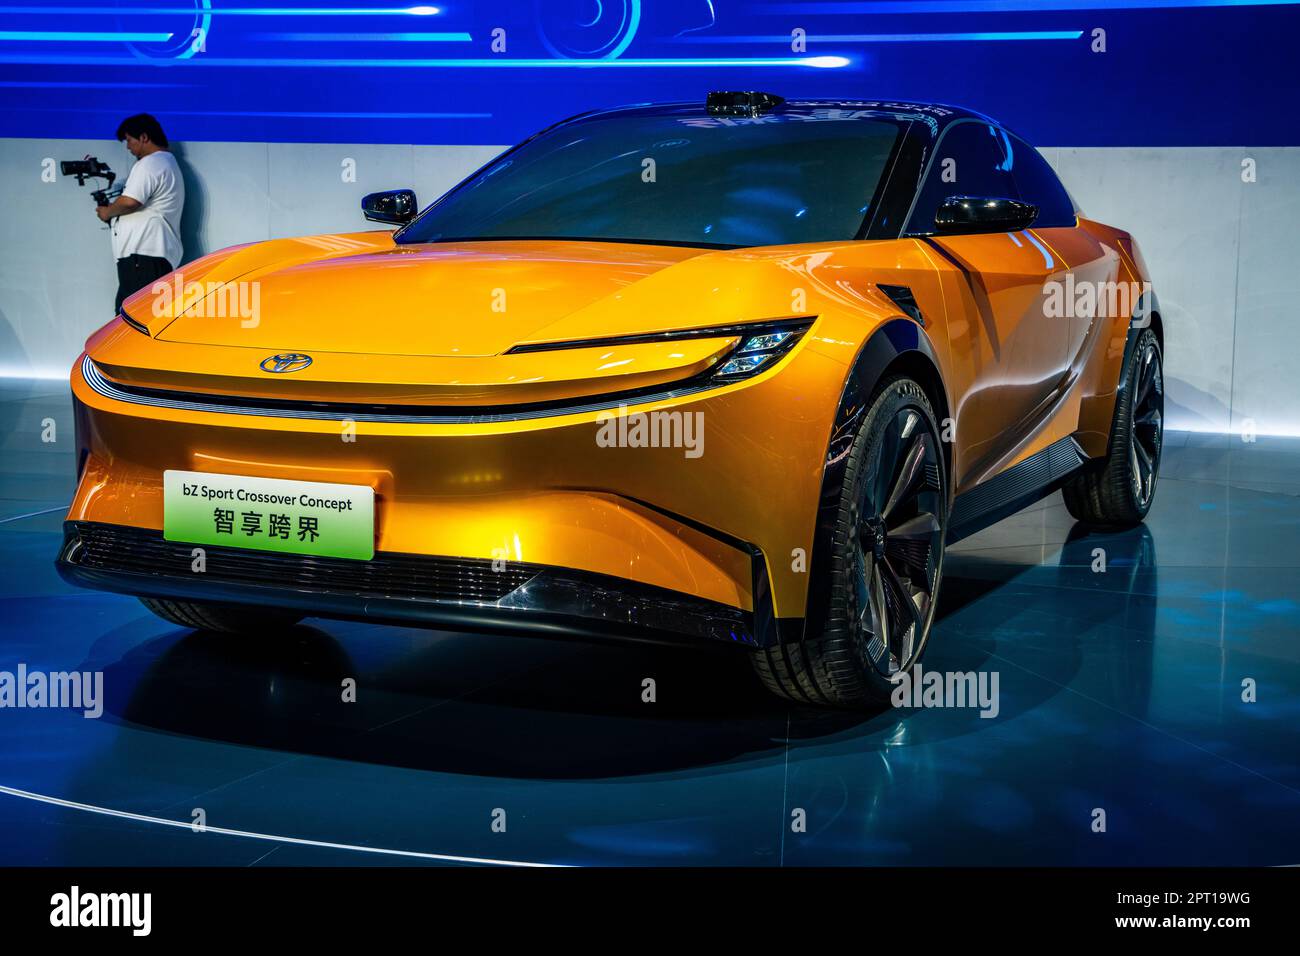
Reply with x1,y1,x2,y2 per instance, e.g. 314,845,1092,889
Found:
605,0,641,59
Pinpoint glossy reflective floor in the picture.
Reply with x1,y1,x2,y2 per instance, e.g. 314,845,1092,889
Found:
2,377,1298,866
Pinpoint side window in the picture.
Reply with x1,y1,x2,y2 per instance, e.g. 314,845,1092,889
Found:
905,122,1018,236
1005,135,1076,228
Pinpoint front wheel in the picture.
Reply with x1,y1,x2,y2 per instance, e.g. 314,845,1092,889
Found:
752,377,948,708
140,597,302,633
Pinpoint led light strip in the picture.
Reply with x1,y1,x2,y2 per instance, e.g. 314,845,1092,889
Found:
80,354,721,424
505,318,813,354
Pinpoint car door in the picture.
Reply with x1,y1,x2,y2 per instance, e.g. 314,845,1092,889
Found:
1003,132,1120,383
904,121,1065,485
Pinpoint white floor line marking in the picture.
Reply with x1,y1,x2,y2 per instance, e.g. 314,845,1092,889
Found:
0,784,563,867
0,505,65,525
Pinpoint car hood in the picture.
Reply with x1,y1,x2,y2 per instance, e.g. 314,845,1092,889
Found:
97,232,826,407
149,236,712,357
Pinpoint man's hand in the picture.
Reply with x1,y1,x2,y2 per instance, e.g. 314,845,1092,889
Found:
96,195,142,223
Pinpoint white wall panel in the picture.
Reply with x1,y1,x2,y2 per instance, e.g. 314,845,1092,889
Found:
1228,148,1300,437
1052,147,1245,433
267,143,415,240
172,139,272,258
0,138,121,377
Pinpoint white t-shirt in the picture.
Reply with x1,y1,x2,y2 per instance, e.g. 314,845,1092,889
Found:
110,150,185,267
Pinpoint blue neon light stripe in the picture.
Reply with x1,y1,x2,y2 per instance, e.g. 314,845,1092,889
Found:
260,33,473,42
0,31,174,42
0,54,851,68
758,1,1297,12
0,5,443,13
829,31,1084,40
676,31,1084,41
0,80,192,88
4,106,490,118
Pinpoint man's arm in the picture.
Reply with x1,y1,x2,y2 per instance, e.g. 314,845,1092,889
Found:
96,194,142,223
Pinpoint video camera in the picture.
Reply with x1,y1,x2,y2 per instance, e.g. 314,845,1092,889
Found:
60,157,119,206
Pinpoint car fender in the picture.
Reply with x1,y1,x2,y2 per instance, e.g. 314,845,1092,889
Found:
798,317,948,641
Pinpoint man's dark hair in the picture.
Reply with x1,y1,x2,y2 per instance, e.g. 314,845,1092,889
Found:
116,113,169,149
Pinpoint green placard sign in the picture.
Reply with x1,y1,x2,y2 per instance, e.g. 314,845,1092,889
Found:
164,470,375,560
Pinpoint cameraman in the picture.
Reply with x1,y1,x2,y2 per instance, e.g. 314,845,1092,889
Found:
96,113,185,312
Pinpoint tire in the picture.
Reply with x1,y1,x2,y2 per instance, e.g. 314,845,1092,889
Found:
752,376,948,708
1062,327,1164,528
139,597,303,633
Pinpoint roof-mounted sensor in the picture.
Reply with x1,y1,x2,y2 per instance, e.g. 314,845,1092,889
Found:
706,91,785,117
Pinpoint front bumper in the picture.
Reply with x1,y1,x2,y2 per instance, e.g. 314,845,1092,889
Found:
62,333,856,644
57,521,757,647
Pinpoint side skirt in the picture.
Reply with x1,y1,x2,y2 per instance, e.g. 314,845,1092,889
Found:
947,436,1090,543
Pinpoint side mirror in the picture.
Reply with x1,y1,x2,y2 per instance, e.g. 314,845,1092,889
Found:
934,196,1037,235
362,189,418,225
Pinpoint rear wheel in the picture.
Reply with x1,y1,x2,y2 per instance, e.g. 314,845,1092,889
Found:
752,377,948,708
1062,327,1163,528
139,597,302,633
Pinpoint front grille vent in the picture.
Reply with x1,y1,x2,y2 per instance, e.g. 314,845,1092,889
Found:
67,522,537,604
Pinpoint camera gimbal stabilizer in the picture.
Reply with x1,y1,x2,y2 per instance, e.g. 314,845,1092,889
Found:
60,157,119,206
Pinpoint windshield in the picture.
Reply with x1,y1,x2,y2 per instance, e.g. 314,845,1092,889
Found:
397,110,905,249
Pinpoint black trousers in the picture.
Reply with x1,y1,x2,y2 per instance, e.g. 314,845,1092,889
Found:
115,254,173,314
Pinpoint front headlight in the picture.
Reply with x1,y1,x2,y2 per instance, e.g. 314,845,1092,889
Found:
712,321,811,381
739,330,795,353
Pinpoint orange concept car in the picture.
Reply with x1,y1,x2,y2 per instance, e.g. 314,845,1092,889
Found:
58,92,1164,707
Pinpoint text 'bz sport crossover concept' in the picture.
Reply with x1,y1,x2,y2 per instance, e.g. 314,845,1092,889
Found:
59,93,1164,708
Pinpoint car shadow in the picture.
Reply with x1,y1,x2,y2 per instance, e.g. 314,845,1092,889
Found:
93,522,1155,780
